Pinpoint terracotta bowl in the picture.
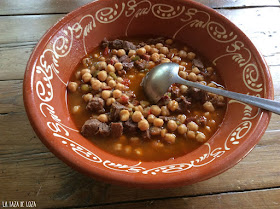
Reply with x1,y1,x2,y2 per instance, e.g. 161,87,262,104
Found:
23,0,273,188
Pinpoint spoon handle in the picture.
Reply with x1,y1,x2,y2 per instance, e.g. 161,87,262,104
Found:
176,77,279,115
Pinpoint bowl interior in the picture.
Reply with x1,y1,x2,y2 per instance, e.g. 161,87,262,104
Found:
24,0,272,188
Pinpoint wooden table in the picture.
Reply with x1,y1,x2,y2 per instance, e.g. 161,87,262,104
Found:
1,1,280,208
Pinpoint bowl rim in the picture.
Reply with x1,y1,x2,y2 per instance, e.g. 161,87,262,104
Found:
23,0,273,188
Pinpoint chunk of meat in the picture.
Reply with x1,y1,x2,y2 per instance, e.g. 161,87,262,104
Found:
111,122,123,138
187,87,208,103
81,119,110,137
134,59,147,70
193,58,204,69
141,129,151,140
123,119,138,133
119,55,134,70
86,97,105,113
146,37,165,45
176,96,191,113
101,38,136,51
110,102,128,121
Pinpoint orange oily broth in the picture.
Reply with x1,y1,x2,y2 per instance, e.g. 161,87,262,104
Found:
68,38,226,162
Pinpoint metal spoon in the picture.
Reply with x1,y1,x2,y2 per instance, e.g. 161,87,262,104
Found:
141,62,280,115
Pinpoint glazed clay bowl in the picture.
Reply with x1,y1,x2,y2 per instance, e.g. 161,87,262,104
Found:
23,0,273,188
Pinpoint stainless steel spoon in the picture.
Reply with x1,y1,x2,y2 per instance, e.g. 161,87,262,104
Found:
141,62,280,115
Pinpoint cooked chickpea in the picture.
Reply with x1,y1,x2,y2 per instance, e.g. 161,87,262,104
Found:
132,111,143,123
111,49,117,55
81,68,90,76
72,105,81,114
114,62,123,71
143,107,150,117
138,119,149,131
115,83,124,90
178,124,188,134
98,114,108,123
117,49,126,57
113,143,123,151
152,140,164,149
192,67,200,74
179,71,188,79
187,121,199,131
75,71,81,79
196,132,206,142
153,118,164,127
99,56,106,61
171,56,181,63
165,39,173,45
150,47,159,54
68,82,78,92
187,130,196,139
128,50,136,57
156,43,163,49
197,75,204,81
146,61,155,69
113,89,122,98
147,114,156,123
136,47,146,56
120,110,130,121
107,79,116,88
134,105,144,113
124,145,132,155
164,133,176,144
168,100,179,111
106,76,113,83
159,106,169,116
98,71,107,81
207,66,214,74
177,114,186,123
82,72,92,83
187,52,196,60
106,64,115,73
161,128,167,137
101,90,111,100
150,105,161,116
134,148,143,156
97,61,107,70
208,119,216,127
203,101,215,112
106,97,116,106
188,72,197,82
167,120,177,132
90,78,101,90
204,112,210,118
140,100,150,108
179,50,187,58
116,77,123,83
151,53,160,62
160,46,169,55
83,93,93,102
144,45,151,52
130,137,140,144
179,65,185,71
180,85,188,94
161,58,170,63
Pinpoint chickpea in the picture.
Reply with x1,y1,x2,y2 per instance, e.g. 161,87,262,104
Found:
192,67,200,74
153,118,164,127
120,109,130,121
204,112,210,118
138,119,149,131
207,67,214,74
106,76,113,83
177,124,188,134
111,49,118,55
164,133,176,144
81,84,89,92
196,132,206,142
72,105,81,114
187,121,199,131
150,127,161,136
108,80,116,88
82,72,92,83
98,114,108,123
167,120,177,132
150,47,159,54
115,83,124,90
151,53,160,62
101,90,111,100
99,56,106,61
132,111,143,123
128,50,136,57
114,62,123,71
90,78,102,90
130,137,140,144
161,106,170,116
171,56,181,63
113,89,122,98
208,119,216,127
146,61,155,69
117,49,126,57
147,114,156,123
197,75,204,81
188,72,197,82
67,82,78,92
144,45,151,52
152,140,164,149
179,71,188,79
187,52,196,60
177,114,186,123
98,71,107,82
168,100,179,111
161,128,167,138
187,130,196,139
156,43,163,49
81,68,90,76
160,46,169,55
179,50,187,58
143,107,150,117
75,71,81,79
165,39,173,45
106,64,115,73
113,143,122,151
97,61,107,70
205,126,211,132
124,145,132,155
116,77,123,83
140,100,150,108
203,101,215,112
106,97,116,106
161,58,170,63
179,65,185,71
136,47,146,56
134,105,144,113
150,105,161,116
83,93,93,102
134,148,143,156
180,85,188,94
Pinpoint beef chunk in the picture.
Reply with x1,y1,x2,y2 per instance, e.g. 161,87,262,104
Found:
187,87,208,103
177,96,191,113
196,116,207,127
110,102,127,121
123,41,137,51
193,58,204,69
134,59,147,70
146,37,165,45
86,97,105,113
111,122,123,138
137,42,147,48
142,129,151,140
101,38,136,51
81,119,110,137
141,54,150,61
119,55,134,70
157,95,171,106
123,119,138,133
